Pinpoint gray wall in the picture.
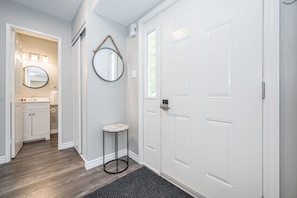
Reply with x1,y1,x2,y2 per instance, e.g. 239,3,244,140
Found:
72,0,129,162
280,2,297,198
0,0,73,158
86,4,127,161
71,0,87,41
126,34,139,155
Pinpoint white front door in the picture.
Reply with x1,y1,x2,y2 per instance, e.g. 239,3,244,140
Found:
11,31,23,158
161,0,263,197
73,36,82,154
143,15,161,173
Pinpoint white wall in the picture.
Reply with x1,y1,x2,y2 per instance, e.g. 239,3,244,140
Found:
0,0,73,158
280,2,297,198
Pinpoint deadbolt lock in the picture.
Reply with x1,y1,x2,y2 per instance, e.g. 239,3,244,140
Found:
160,99,171,111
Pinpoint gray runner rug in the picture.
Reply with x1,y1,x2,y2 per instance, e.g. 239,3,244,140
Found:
84,166,193,198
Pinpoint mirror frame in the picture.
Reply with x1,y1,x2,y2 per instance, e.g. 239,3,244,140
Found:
92,47,124,82
23,66,49,89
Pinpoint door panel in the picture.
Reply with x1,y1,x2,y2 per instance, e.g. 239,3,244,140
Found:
143,15,161,173
205,119,233,188
32,109,50,136
11,31,23,158
145,111,157,150
161,0,263,197
22,110,31,137
73,36,82,154
161,1,196,190
206,23,232,98
173,115,191,167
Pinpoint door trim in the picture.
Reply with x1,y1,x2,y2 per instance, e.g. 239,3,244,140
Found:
72,35,82,154
5,23,62,162
263,0,280,197
138,0,280,197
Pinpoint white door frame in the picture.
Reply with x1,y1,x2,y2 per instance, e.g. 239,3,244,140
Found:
71,25,86,157
262,0,280,197
138,0,280,197
5,23,63,162
72,35,82,154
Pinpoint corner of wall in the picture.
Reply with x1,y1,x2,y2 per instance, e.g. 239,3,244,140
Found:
59,141,74,150
0,155,6,165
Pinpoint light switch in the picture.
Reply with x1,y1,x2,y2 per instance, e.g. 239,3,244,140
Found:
131,70,137,78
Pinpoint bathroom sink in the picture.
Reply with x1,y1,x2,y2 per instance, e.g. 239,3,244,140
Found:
22,97,49,103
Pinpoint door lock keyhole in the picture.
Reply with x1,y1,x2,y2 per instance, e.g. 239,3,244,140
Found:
160,99,170,111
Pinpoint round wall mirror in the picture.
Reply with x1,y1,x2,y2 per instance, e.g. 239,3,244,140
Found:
23,66,49,89
92,47,124,82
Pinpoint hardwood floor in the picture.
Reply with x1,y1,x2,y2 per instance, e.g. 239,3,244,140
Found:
0,134,142,198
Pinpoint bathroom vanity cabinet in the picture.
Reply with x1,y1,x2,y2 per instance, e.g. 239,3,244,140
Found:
22,102,50,142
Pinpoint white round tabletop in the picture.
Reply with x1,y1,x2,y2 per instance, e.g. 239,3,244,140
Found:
103,124,129,133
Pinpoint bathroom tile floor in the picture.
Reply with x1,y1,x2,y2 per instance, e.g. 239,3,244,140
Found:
0,134,141,198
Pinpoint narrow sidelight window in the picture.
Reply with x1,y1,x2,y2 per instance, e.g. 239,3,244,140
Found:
147,31,156,97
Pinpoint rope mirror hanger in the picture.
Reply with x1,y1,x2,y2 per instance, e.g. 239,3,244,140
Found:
92,35,124,82
93,35,122,59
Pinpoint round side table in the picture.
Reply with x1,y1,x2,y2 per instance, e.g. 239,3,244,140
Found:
103,124,129,174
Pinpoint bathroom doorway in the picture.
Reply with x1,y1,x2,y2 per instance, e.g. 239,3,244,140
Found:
6,24,62,159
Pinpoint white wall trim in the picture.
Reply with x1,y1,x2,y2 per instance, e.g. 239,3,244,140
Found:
84,149,138,170
5,23,62,162
72,36,82,154
137,20,144,165
5,24,11,163
128,150,139,163
57,37,63,151
0,156,6,165
60,141,74,150
263,0,280,197
84,157,101,170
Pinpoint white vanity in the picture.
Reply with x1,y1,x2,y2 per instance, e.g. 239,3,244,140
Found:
22,97,50,142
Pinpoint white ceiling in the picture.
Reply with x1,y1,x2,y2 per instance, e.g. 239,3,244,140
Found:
93,0,166,26
12,0,165,26
12,0,82,21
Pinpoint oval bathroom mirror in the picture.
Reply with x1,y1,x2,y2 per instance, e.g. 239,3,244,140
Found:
23,66,49,88
92,47,124,82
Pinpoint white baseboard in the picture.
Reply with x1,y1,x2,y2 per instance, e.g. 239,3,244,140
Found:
0,156,6,164
129,150,139,163
84,149,139,170
84,157,102,170
50,129,58,134
60,141,73,150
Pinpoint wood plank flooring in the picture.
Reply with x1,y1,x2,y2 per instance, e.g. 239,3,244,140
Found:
0,134,142,198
